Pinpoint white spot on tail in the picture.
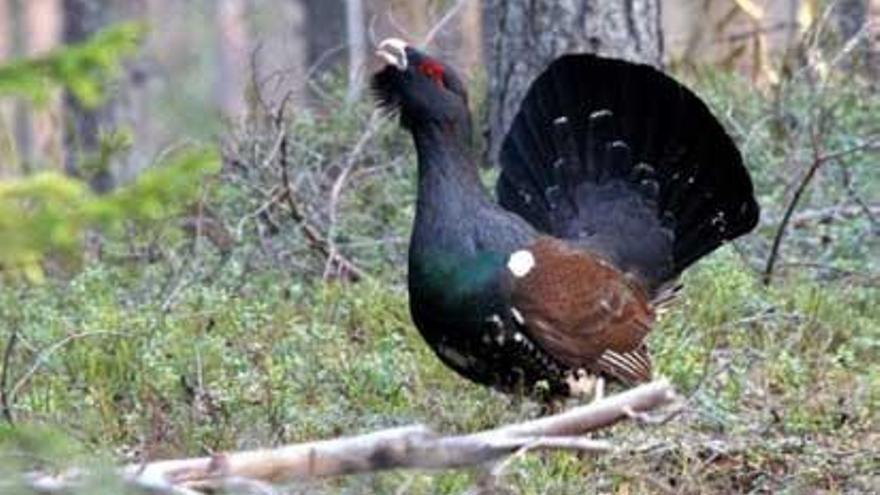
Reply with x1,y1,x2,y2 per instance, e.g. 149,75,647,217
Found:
510,307,525,325
486,314,503,327
507,250,535,278
553,116,569,125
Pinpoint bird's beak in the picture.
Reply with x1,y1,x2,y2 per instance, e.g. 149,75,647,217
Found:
376,38,408,71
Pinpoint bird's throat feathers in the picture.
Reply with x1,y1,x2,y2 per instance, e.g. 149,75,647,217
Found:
411,120,483,198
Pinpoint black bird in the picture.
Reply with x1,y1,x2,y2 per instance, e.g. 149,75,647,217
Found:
372,39,759,398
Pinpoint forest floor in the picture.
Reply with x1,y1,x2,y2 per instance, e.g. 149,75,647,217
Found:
1,68,878,494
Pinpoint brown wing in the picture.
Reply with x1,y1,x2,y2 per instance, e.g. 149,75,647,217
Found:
506,237,655,382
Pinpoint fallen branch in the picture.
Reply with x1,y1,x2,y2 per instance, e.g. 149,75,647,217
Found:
24,380,676,494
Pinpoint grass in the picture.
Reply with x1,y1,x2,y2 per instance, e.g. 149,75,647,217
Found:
1,65,878,493
1,252,876,493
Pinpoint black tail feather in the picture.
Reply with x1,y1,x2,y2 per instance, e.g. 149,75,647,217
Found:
496,54,759,289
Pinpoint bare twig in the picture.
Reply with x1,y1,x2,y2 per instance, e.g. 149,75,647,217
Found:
787,203,880,228
763,134,880,285
9,331,126,403
323,109,384,280
764,123,828,286
249,42,269,115
271,97,368,282
160,252,196,313
422,0,470,48
383,5,417,42
837,155,879,230
494,380,676,437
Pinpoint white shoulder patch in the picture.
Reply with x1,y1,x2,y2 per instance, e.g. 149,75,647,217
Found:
507,250,535,278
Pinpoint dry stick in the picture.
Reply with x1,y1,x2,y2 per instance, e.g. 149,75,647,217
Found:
249,42,269,115
10,331,126,404
234,186,284,241
422,0,470,48
837,156,879,229
323,109,383,280
271,98,368,282
384,5,418,42
787,203,880,228
91,380,675,492
760,15,874,271
494,380,675,437
762,135,880,285
763,152,820,286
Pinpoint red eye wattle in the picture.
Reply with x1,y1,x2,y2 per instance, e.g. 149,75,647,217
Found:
419,60,446,87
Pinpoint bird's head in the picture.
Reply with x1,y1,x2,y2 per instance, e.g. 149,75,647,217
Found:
371,38,470,132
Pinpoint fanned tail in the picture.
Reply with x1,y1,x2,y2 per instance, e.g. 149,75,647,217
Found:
496,54,759,290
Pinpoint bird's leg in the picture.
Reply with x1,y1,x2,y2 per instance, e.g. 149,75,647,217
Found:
565,369,604,403
533,379,566,415
593,376,605,402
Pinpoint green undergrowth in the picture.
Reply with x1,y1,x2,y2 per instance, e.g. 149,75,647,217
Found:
0,248,876,493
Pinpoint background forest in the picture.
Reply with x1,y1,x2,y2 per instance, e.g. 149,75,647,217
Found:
0,0,878,493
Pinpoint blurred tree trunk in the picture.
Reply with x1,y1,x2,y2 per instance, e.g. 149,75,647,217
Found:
23,0,64,171
345,0,366,101
482,0,663,165
662,0,803,84
457,0,483,74
872,0,880,76
114,0,156,181
397,0,429,36
62,0,115,190
248,0,307,109
0,0,16,176
302,0,346,106
214,0,250,116
835,0,867,39
834,0,876,75
303,0,346,71
0,0,9,60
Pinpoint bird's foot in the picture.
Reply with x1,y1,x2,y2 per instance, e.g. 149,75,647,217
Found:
565,369,604,403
